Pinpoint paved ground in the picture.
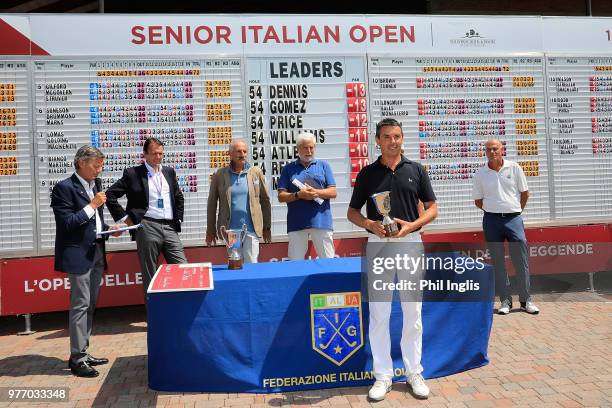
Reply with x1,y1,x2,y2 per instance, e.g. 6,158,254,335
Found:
0,291,611,408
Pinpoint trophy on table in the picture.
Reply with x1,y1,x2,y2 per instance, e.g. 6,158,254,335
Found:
219,223,248,270
371,191,399,237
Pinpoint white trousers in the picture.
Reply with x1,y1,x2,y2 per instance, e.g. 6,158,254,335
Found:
242,233,259,264
368,233,424,381
287,228,335,260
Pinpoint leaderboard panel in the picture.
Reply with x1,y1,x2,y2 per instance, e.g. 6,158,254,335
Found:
0,60,35,255
546,56,612,220
34,58,244,251
245,57,368,236
369,56,549,227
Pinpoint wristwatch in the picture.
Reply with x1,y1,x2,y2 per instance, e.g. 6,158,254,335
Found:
294,191,299,199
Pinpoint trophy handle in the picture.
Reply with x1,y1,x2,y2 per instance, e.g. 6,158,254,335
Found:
219,225,228,245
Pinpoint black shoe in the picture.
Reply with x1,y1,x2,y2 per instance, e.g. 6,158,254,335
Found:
86,355,109,366
69,360,99,377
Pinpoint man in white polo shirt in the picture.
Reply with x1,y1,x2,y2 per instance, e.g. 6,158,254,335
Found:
472,139,539,315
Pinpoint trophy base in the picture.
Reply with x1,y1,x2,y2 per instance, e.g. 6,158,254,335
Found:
228,259,243,270
383,223,399,238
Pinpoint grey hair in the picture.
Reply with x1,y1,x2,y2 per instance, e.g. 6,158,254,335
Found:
74,145,104,169
296,132,316,147
229,138,248,153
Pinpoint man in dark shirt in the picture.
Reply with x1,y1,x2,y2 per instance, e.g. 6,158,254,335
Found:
347,118,438,401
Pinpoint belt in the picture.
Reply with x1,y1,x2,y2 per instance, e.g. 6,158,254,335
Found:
143,216,174,225
485,211,521,217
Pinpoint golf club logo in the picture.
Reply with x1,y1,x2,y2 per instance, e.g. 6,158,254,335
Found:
310,292,363,366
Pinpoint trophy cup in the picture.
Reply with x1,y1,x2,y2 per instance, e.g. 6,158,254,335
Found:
219,224,248,270
371,191,399,237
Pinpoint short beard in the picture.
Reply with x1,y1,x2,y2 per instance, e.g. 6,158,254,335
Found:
300,155,314,163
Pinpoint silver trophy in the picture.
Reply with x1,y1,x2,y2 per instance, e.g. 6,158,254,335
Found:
219,224,248,270
371,191,399,237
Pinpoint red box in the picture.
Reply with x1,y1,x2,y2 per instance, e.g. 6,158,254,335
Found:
346,82,366,97
347,97,367,113
349,142,368,158
348,113,368,127
351,157,370,172
349,127,368,143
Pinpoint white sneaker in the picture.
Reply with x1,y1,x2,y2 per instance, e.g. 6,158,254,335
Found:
368,379,392,401
521,301,539,315
406,373,429,399
498,299,511,315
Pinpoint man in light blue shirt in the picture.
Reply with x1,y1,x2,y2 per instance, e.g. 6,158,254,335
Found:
278,132,337,260
207,139,271,262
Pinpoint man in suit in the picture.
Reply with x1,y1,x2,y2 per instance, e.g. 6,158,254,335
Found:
106,137,187,299
51,145,121,378
206,139,272,262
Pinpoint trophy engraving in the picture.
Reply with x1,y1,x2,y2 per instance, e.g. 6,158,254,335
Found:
371,191,399,237
219,224,248,270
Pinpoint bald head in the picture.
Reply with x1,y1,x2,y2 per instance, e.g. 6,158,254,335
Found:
485,139,503,150
229,139,247,153
484,139,504,165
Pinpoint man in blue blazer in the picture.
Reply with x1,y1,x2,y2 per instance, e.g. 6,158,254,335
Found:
51,146,121,377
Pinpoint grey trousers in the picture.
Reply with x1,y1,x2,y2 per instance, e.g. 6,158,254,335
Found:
68,242,104,364
136,219,187,299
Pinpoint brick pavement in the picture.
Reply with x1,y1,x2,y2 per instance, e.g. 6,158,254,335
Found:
0,293,610,408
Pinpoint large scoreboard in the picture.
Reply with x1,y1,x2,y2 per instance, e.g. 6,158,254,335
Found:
0,14,610,258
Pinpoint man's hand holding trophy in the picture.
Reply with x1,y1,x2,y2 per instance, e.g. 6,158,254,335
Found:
370,191,399,238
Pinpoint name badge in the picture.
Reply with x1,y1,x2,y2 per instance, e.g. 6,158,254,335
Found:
157,198,164,208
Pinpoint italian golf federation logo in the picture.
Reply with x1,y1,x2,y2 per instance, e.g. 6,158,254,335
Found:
311,292,364,366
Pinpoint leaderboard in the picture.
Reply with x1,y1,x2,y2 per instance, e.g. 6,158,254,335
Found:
246,57,368,235
0,61,34,254
546,57,612,220
368,56,549,226
34,58,244,250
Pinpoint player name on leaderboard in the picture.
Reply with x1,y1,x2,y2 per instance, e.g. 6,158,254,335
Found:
34,59,244,249
546,57,612,220
368,56,550,226
0,61,34,255
246,57,368,235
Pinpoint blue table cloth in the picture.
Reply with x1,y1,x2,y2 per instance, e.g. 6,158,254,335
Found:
148,257,493,392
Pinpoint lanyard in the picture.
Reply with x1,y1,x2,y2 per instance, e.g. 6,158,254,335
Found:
149,168,164,197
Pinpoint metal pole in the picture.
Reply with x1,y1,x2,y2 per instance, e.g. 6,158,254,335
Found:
586,0,592,16
587,272,595,293
17,314,36,335
99,0,105,13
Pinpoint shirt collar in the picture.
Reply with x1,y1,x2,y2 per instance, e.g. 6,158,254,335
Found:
229,161,251,175
144,161,162,175
74,172,94,190
374,155,410,170
485,159,508,172
295,158,317,169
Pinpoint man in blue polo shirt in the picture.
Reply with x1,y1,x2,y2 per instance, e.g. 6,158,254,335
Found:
278,132,337,260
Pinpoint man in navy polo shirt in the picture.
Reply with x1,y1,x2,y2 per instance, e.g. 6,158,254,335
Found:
278,132,337,260
347,118,438,401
